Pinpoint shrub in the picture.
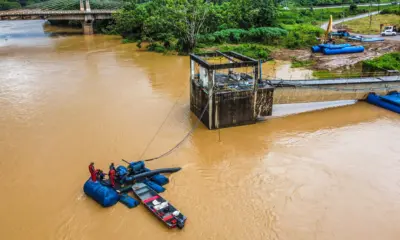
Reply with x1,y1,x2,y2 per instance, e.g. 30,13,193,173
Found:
283,24,323,49
218,44,271,60
147,42,167,53
363,52,400,71
197,27,287,45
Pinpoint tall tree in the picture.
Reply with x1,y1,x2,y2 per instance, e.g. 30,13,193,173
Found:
163,0,210,52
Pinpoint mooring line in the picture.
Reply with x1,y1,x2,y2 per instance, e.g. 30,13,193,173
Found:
143,101,209,162
137,79,211,162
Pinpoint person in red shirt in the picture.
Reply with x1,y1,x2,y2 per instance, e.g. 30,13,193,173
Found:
89,162,97,182
109,163,116,188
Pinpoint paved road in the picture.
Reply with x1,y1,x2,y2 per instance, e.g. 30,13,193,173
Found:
297,2,394,10
320,11,400,41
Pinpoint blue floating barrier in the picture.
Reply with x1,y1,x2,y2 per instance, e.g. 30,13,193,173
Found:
144,180,165,193
151,174,169,186
119,194,139,208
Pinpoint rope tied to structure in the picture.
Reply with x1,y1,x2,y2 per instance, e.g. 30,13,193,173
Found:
142,101,209,162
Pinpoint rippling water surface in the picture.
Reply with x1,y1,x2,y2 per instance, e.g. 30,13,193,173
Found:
1,20,400,240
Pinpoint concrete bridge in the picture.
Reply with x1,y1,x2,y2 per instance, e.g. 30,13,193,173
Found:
0,0,115,34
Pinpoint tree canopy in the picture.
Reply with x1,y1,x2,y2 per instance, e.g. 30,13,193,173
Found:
113,0,279,52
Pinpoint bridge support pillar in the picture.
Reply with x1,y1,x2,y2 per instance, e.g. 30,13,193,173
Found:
82,21,94,35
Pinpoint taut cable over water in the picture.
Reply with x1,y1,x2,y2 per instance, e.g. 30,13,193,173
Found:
140,101,210,162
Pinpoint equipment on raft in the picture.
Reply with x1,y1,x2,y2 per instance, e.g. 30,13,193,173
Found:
366,91,400,114
322,46,364,55
132,182,187,229
83,180,120,207
131,167,181,181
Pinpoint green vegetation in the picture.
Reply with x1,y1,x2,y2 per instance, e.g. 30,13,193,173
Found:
112,0,278,53
341,14,400,34
312,70,364,78
198,43,274,60
0,0,22,10
291,58,314,68
197,28,288,45
380,7,400,15
363,52,400,71
110,0,330,55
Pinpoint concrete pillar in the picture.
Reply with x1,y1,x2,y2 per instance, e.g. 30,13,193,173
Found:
82,21,94,35
252,63,259,120
208,70,215,130
85,0,91,12
83,13,94,35
80,0,84,11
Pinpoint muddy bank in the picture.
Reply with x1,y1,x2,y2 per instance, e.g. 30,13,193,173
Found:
311,41,400,70
271,40,400,71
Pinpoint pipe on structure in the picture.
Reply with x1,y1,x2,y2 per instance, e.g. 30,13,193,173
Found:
132,168,182,180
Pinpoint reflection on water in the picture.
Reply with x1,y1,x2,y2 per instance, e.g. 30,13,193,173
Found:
262,60,315,80
1,20,400,240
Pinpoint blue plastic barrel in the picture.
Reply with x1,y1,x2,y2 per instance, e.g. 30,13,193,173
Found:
323,46,364,55
311,46,321,53
83,180,120,207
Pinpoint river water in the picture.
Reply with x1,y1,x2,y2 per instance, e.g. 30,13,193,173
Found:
1,20,400,240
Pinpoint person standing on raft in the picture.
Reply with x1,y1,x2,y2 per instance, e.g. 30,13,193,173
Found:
109,163,116,188
89,162,97,181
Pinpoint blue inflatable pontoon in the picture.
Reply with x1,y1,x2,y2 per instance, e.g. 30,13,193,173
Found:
83,180,120,207
366,92,400,114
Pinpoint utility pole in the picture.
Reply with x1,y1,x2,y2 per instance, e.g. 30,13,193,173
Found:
369,0,372,30
377,0,380,12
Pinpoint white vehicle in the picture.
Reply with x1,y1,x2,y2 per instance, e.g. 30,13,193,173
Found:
381,26,397,36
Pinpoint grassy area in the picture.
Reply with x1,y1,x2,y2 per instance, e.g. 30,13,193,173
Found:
278,6,382,25
291,58,314,68
312,70,364,79
363,52,400,71
342,14,400,34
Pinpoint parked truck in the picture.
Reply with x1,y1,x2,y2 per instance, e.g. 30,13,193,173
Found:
381,25,397,36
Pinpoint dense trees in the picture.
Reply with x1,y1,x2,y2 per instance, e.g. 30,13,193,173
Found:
0,0,47,10
112,0,280,53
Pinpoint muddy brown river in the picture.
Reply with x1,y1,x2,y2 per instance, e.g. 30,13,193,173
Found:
1,20,400,240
